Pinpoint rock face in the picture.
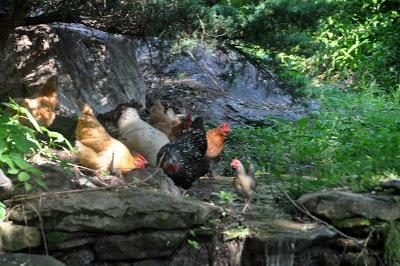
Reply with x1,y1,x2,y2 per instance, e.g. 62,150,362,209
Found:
0,253,65,266
241,220,337,266
10,188,220,233
124,167,182,197
0,23,146,117
95,230,187,261
136,39,308,126
297,190,400,221
0,223,41,251
6,187,244,265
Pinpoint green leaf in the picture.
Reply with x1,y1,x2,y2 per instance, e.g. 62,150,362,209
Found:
9,153,31,170
27,167,43,176
0,204,6,221
187,239,200,250
7,169,19,175
24,182,32,192
35,178,48,190
297,117,308,128
18,171,31,182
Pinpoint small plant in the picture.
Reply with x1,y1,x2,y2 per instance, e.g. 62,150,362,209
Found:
212,190,237,204
384,221,400,266
224,225,250,240
0,202,6,221
0,100,72,192
187,229,201,249
187,239,200,250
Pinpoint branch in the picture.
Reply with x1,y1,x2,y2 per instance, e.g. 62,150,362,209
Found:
276,185,364,245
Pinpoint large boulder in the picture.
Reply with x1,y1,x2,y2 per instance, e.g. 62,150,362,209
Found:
0,23,146,116
9,188,220,233
136,39,308,126
297,191,400,221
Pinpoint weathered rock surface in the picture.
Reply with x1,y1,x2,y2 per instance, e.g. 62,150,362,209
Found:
169,241,210,266
95,230,186,261
136,39,308,126
125,167,182,197
10,188,220,233
0,253,65,266
0,23,146,117
241,220,337,266
54,248,95,266
381,178,400,193
0,223,41,251
297,190,400,221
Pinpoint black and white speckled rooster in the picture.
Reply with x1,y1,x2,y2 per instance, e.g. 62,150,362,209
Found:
157,117,209,189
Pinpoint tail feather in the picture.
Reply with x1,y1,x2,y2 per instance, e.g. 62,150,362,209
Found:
247,161,255,178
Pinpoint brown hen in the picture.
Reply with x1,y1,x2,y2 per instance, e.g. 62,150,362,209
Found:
76,104,147,175
14,76,59,128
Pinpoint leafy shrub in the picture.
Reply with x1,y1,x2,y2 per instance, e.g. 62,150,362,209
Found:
224,87,400,195
0,100,72,192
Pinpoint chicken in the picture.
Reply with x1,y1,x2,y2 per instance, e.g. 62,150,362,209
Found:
230,159,256,213
206,123,231,159
118,107,170,167
149,100,173,138
14,76,59,128
157,117,209,189
170,112,192,140
75,104,147,175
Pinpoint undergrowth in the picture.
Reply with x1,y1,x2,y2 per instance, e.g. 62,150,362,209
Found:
224,85,400,197
0,100,72,220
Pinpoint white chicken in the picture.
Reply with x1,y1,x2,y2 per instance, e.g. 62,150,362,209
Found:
118,107,170,166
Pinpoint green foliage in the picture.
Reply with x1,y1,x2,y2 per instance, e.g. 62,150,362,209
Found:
0,202,6,221
210,0,400,94
225,86,400,194
224,225,249,240
384,221,400,266
0,100,72,192
212,190,237,204
0,103,42,191
187,239,200,249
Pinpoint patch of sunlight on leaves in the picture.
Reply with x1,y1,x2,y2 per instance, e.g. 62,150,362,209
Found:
224,225,250,240
0,100,72,194
187,239,200,249
0,202,6,221
212,190,237,204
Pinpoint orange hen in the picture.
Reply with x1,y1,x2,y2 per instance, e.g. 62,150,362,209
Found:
14,76,59,128
206,123,231,159
75,104,147,174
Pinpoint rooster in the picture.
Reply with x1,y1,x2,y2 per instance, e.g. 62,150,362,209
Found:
230,159,256,213
75,104,147,175
206,123,231,159
118,107,170,167
14,76,59,128
149,100,173,138
157,117,209,189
